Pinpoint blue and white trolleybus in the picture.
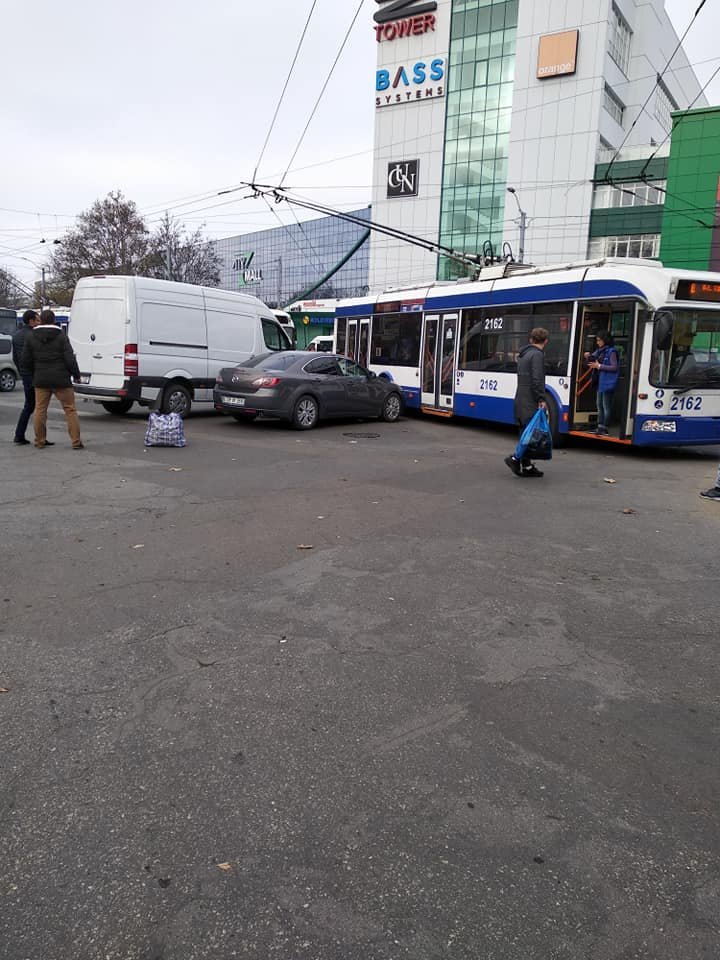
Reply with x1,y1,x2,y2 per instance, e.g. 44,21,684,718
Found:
334,259,720,446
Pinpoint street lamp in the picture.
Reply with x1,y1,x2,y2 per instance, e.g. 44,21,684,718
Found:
507,187,527,264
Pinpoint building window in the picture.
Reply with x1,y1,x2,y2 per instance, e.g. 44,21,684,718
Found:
592,180,666,208
608,3,632,74
588,234,661,259
654,77,678,133
603,84,625,125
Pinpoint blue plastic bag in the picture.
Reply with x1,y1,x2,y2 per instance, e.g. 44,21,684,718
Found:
514,408,553,461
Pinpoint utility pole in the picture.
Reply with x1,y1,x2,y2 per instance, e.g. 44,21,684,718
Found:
165,247,172,281
507,187,527,264
276,255,283,309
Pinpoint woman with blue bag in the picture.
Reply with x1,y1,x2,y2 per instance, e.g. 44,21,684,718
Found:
504,327,551,478
584,331,619,435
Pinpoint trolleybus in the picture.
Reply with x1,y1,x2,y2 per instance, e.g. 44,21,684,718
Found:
334,259,720,446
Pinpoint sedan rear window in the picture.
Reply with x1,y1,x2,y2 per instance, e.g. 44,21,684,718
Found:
241,352,300,371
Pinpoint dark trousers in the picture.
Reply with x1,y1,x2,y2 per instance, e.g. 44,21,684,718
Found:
14,374,35,441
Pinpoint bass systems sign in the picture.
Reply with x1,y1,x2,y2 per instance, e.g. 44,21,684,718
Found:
374,0,438,43
376,58,445,108
387,160,419,198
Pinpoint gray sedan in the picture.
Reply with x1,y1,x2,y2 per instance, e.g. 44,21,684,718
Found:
213,351,404,429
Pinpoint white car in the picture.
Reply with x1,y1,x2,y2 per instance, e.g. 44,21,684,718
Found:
307,335,334,352
0,336,18,391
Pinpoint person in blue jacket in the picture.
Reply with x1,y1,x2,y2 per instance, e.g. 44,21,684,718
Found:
585,331,619,435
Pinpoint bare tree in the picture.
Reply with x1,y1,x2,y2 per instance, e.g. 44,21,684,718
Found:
148,213,221,286
0,267,30,309
49,191,154,299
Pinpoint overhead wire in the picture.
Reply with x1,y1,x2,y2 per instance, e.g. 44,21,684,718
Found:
252,0,319,184
279,0,366,186
604,0,709,183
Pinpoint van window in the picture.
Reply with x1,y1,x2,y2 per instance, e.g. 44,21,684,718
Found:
0,338,12,355
262,319,288,351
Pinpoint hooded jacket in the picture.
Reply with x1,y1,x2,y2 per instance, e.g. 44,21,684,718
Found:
22,324,80,389
514,343,546,426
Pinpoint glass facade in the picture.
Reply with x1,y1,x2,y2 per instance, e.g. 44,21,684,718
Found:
438,0,518,280
213,207,371,309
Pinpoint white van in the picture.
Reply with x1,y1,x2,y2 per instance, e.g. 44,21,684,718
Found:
70,276,291,415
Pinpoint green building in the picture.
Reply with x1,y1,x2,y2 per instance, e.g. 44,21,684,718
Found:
589,106,720,271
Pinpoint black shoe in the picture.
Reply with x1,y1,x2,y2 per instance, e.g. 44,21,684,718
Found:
504,455,522,476
43,441,55,446
699,487,720,501
13,438,31,445
522,465,544,477
73,443,85,450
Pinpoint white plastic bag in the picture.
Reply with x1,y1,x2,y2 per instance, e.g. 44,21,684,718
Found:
144,412,186,447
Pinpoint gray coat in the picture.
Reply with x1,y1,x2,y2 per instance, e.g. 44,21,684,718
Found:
514,343,546,426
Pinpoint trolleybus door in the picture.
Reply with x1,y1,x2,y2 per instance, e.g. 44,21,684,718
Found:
421,313,458,411
358,320,370,367
346,320,358,361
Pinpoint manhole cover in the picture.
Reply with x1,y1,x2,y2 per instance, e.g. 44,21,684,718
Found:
343,431,381,439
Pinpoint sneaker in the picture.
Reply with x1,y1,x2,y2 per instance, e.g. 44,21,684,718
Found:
595,426,609,435
699,487,720,500
13,438,31,445
35,441,54,448
522,465,544,477
504,455,522,476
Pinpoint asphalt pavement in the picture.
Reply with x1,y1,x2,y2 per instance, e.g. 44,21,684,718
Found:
1,391,719,960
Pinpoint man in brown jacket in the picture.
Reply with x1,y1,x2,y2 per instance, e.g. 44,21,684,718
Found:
22,309,84,450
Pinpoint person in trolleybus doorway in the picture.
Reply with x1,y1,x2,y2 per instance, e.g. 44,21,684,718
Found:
504,327,549,478
584,331,619,435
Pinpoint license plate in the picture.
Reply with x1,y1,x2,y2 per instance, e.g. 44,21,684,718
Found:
79,375,90,384
223,395,245,406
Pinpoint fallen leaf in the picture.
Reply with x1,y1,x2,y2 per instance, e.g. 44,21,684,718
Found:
622,508,636,514
296,544,314,550
217,862,233,871
0,687,9,694
168,467,183,472
603,477,617,484
132,544,145,549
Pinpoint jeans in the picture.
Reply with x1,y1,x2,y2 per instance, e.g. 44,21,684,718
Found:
14,374,35,441
597,390,615,428
34,387,82,448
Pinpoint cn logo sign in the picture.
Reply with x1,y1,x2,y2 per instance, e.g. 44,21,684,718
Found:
387,160,419,198
374,0,438,23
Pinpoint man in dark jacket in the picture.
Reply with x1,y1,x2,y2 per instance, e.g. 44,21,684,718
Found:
504,326,549,478
12,309,41,445
22,309,84,450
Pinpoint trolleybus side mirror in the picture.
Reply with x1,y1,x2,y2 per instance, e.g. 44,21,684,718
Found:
653,311,674,352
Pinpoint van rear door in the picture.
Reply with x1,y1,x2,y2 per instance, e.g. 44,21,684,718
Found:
70,279,129,389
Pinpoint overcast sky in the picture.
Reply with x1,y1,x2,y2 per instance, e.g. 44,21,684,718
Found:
2,0,718,290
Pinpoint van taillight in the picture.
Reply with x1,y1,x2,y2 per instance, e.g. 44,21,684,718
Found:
124,343,139,377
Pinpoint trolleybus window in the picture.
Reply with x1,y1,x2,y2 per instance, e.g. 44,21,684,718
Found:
458,303,572,374
651,310,720,387
336,317,347,356
372,312,421,366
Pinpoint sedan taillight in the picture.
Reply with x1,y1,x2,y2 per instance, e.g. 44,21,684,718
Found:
252,376,280,387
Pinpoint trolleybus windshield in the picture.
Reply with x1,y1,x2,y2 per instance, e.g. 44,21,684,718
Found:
651,310,720,387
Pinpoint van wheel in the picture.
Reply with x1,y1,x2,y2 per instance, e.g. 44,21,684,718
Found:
232,412,258,422
292,395,319,430
101,399,134,415
161,383,192,417
0,369,16,391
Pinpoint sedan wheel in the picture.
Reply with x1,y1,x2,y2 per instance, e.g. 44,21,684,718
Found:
381,392,402,422
292,394,319,430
